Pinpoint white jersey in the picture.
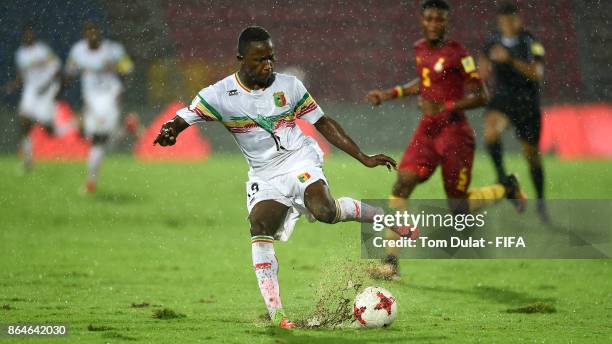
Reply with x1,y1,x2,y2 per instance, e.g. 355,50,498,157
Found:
16,41,60,96
178,73,324,176
16,42,61,122
66,39,129,99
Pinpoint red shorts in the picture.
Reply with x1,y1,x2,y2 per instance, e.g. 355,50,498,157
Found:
399,115,475,198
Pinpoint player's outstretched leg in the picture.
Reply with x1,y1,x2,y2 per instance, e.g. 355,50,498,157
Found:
83,134,109,194
303,180,382,224
521,141,549,223
484,110,510,183
368,171,421,281
17,117,34,174
304,180,417,232
249,200,295,329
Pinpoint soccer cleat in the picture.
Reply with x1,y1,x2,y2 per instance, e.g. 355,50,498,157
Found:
272,310,296,329
503,174,527,213
278,317,297,329
81,180,96,194
367,255,401,281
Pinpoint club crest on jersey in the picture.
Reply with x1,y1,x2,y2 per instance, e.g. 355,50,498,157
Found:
434,57,445,72
273,92,286,107
297,172,311,183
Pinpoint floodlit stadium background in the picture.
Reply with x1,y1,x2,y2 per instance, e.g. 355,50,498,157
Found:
1,0,610,155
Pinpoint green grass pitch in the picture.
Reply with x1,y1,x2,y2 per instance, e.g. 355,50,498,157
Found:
0,153,610,343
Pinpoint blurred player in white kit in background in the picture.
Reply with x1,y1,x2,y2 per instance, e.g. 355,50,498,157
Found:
4,23,61,173
65,22,134,193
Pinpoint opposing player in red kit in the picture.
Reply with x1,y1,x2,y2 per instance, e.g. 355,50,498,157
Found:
365,0,526,279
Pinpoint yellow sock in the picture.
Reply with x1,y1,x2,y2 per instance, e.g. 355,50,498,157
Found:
388,195,409,212
468,184,506,212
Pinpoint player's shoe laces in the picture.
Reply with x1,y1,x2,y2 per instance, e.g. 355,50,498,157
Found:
367,255,401,281
503,174,527,213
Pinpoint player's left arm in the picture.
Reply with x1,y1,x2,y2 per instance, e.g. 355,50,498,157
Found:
452,74,489,112
114,44,134,94
314,116,396,170
293,77,396,169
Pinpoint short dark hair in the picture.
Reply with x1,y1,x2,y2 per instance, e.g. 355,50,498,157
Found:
497,2,519,15
83,22,99,32
238,26,271,56
23,22,36,32
422,0,450,12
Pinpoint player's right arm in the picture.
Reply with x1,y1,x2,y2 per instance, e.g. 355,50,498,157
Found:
486,35,545,82
478,54,493,84
154,86,221,146
2,75,22,95
365,78,420,106
153,115,190,146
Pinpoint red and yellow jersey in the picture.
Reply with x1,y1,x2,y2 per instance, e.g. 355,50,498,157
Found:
413,39,481,104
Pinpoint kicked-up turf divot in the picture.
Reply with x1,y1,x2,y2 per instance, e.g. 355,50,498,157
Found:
87,324,114,331
506,302,557,314
130,302,150,308
296,259,368,329
152,308,186,319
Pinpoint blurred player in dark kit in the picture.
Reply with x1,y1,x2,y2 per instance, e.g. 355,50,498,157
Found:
479,2,549,222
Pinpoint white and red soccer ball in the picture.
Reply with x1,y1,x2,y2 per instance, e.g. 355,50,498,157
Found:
353,286,398,328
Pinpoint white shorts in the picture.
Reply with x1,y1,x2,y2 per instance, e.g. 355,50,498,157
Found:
245,143,328,241
83,92,120,137
19,82,60,126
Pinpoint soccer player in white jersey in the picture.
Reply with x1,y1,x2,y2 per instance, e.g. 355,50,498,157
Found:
4,24,61,172
154,27,413,329
65,23,133,193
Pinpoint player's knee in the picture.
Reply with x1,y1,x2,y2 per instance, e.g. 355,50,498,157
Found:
310,204,337,224
522,144,541,166
393,174,420,198
484,127,500,144
249,218,276,237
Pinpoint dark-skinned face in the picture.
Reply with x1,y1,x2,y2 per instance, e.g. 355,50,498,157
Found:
239,39,275,87
84,27,101,49
497,14,522,37
421,8,449,44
